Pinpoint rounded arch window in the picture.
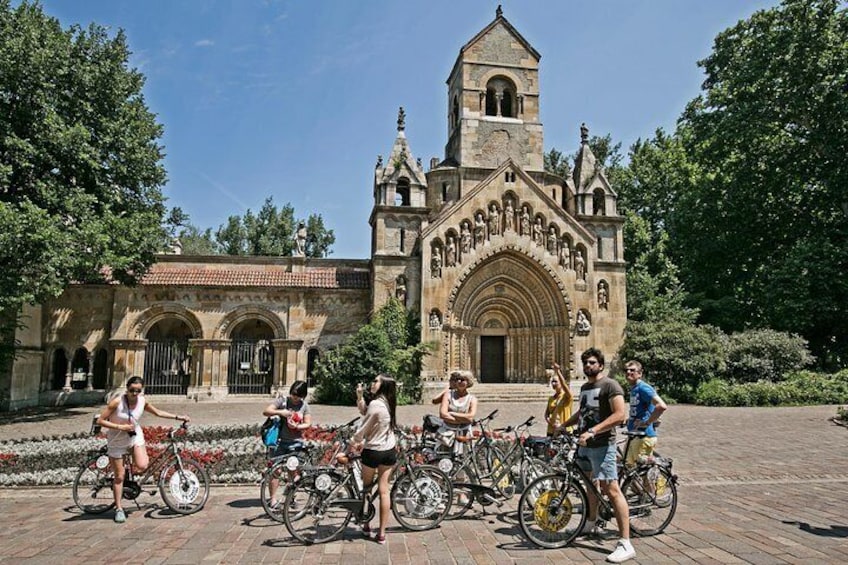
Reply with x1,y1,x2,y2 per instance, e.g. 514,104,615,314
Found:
593,188,606,215
484,77,518,118
395,178,411,206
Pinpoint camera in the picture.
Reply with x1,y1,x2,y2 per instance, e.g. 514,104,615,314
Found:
128,428,136,437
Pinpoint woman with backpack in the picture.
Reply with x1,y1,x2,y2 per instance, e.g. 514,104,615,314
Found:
353,374,398,545
262,380,312,508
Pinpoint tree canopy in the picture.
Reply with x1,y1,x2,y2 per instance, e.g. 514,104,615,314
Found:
0,0,168,313
173,197,336,258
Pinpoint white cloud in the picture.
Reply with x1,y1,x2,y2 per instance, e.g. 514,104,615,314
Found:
194,39,215,48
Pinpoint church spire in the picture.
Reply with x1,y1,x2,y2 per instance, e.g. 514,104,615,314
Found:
397,106,406,132
573,122,597,189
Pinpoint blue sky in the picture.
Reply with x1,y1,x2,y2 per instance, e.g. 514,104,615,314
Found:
40,0,779,259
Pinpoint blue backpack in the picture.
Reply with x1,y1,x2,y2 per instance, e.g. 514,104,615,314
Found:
261,416,280,447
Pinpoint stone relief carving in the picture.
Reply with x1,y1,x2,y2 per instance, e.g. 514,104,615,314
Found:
560,239,571,269
429,310,442,329
460,221,472,254
520,205,531,236
547,226,558,255
395,275,407,305
576,310,591,334
431,249,442,278
598,281,609,310
504,199,515,233
532,217,544,246
488,203,500,237
445,236,457,267
474,212,486,247
575,249,586,281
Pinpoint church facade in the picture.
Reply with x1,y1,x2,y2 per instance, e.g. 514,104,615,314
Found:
5,9,626,410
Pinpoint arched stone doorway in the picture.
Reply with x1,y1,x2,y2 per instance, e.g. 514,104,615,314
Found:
71,348,89,390
227,319,275,395
93,348,109,389
445,250,572,383
143,318,193,395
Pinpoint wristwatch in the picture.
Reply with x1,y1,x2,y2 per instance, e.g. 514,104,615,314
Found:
587,428,596,437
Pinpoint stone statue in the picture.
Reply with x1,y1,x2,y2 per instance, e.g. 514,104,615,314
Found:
598,281,609,310
532,217,544,245
488,204,500,236
429,311,441,329
576,310,591,333
294,222,307,256
431,249,442,278
560,238,571,268
520,205,531,236
547,226,558,255
504,199,515,232
170,238,183,255
474,212,486,247
446,236,456,267
397,106,406,131
460,221,471,254
575,248,586,280
395,275,407,305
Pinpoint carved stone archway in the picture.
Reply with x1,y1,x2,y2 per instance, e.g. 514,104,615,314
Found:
444,248,572,382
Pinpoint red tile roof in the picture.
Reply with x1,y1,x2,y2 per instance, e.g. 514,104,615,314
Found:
138,266,370,290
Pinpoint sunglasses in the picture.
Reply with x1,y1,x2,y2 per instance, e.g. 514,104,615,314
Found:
449,377,467,382
127,388,143,394
625,368,640,373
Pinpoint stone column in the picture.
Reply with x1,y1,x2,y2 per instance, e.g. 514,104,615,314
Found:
85,351,94,391
272,339,304,394
63,356,72,392
187,339,229,400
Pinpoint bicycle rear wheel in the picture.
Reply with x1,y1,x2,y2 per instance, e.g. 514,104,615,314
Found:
623,464,677,536
518,473,587,549
391,465,452,531
519,456,552,491
260,453,309,523
72,454,115,514
158,457,210,515
283,471,354,544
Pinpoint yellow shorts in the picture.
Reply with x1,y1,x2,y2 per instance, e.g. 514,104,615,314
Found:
625,436,658,467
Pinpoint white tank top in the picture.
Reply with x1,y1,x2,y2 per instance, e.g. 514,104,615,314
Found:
447,391,474,431
106,394,146,448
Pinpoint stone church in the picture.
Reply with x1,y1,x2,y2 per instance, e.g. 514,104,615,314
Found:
5,8,625,410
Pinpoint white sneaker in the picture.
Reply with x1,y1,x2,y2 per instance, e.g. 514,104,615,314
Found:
606,539,636,563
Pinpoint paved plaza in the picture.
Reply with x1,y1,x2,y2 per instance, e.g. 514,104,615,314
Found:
1,402,847,564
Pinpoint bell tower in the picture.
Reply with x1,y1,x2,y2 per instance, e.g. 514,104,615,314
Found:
444,6,543,171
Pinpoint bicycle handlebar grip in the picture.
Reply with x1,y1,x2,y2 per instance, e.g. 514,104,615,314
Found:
487,409,499,420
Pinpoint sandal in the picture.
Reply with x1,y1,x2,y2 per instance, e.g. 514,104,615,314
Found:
376,533,386,545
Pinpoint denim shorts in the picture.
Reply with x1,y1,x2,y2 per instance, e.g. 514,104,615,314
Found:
270,439,304,460
576,444,618,481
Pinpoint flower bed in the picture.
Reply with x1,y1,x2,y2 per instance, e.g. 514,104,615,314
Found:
0,423,352,487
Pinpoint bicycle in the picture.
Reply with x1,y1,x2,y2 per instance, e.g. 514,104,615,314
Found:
518,431,678,548
72,422,210,515
281,429,453,544
260,417,359,523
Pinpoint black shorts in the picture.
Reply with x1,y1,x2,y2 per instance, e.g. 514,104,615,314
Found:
361,447,397,468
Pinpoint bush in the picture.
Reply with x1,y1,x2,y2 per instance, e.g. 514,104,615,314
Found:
695,369,848,406
618,318,727,402
725,329,814,383
313,299,431,405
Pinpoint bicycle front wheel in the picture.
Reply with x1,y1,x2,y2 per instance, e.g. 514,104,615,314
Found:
623,464,678,536
260,457,305,523
283,471,355,544
72,454,116,514
158,457,210,515
518,473,587,549
391,465,452,531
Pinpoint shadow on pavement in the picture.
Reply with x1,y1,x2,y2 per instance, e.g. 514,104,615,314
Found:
0,406,92,427
227,497,261,509
242,514,281,528
783,520,848,537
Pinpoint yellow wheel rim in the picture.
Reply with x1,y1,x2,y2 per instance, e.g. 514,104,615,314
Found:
533,489,572,532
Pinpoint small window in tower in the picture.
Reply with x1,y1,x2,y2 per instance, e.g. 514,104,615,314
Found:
442,182,448,202
485,88,497,116
396,178,411,206
501,87,514,118
593,188,605,215
400,228,406,253
452,96,459,129
552,188,557,200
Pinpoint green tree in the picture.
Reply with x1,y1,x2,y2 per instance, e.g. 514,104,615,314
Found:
674,0,848,367
178,224,218,255
0,1,168,378
543,148,570,178
213,197,334,258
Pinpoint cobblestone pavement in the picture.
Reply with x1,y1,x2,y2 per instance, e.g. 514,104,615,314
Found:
1,403,848,563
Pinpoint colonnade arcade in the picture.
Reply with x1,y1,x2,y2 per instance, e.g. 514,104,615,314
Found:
438,249,573,382
103,305,303,395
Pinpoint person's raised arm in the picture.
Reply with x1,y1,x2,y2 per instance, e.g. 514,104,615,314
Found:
355,383,367,415
431,384,449,405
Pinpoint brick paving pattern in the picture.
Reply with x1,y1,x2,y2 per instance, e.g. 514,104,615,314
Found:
1,402,847,563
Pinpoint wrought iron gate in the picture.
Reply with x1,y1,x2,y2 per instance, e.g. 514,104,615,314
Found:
228,339,273,394
143,340,190,395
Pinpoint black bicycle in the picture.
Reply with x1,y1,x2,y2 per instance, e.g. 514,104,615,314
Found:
72,422,210,515
518,431,678,548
